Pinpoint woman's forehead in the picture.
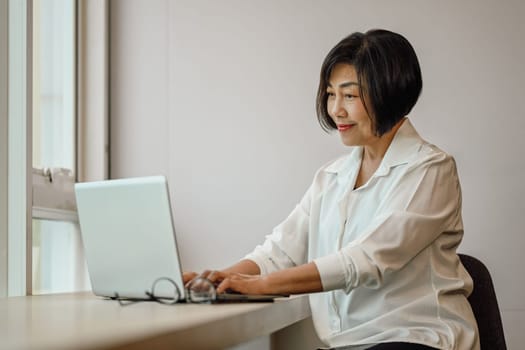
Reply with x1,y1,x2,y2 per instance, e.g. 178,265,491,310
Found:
328,64,358,86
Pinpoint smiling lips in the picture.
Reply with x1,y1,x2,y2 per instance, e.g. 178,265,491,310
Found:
337,124,355,131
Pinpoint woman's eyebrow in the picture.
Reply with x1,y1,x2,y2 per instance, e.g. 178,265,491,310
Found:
327,81,359,88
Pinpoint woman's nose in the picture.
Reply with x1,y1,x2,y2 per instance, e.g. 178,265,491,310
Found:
330,97,347,118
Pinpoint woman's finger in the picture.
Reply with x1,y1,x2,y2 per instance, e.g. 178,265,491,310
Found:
216,277,235,294
185,270,213,288
198,270,212,279
216,274,256,294
191,269,229,288
183,271,198,284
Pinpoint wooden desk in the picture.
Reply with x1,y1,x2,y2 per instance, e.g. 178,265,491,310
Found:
0,292,311,350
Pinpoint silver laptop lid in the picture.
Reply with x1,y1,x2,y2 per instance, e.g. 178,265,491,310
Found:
75,176,185,300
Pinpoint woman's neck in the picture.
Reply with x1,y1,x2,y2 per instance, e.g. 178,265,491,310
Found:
362,118,405,163
354,118,405,190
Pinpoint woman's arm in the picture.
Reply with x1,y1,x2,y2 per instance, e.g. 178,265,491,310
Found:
221,259,261,275
216,262,323,295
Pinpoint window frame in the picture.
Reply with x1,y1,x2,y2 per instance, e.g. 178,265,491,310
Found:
6,0,33,297
1,0,109,296
77,0,110,183
0,0,9,298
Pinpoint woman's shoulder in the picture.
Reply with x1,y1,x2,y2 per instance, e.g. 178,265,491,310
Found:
395,120,457,170
411,141,456,168
396,140,460,187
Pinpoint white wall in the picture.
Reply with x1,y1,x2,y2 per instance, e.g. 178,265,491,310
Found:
110,1,525,349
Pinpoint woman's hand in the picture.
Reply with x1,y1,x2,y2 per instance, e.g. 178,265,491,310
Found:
184,260,261,287
183,270,230,286
185,262,322,296
183,271,198,284
216,273,269,295
187,269,270,295
216,262,323,296
194,270,229,285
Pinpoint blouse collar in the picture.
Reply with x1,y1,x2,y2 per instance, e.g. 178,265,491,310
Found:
324,118,425,181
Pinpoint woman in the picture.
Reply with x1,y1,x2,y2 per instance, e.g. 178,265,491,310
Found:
185,29,480,350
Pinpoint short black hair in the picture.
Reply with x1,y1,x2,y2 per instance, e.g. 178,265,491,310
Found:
316,29,423,136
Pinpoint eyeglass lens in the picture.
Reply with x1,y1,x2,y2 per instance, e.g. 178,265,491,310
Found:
150,277,181,304
187,277,217,303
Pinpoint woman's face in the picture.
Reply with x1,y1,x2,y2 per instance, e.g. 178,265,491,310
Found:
327,64,376,147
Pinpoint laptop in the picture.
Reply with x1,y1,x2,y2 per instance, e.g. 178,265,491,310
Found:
75,176,282,303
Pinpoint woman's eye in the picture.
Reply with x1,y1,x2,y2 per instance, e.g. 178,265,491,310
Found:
327,92,335,97
345,94,356,99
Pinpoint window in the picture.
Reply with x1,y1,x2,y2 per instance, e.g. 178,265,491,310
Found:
32,0,89,294
2,0,106,296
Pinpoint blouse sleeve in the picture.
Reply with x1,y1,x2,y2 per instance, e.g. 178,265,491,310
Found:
313,151,463,292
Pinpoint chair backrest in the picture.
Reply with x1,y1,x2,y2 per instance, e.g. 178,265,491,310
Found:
458,253,507,350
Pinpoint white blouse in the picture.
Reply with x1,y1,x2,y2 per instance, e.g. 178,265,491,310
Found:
245,119,480,350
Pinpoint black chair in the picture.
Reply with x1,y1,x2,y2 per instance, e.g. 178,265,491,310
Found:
459,253,507,350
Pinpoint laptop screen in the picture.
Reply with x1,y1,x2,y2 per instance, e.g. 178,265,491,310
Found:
75,176,186,300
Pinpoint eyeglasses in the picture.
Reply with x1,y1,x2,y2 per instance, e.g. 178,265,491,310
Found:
113,277,218,306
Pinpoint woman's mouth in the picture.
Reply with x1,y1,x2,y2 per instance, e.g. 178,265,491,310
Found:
337,124,355,131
